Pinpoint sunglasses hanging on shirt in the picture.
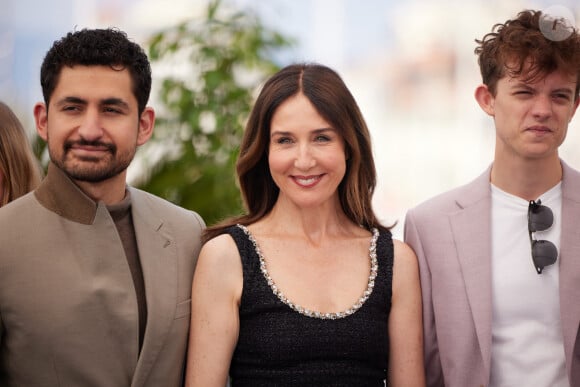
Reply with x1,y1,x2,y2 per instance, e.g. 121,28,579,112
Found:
527,199,558,274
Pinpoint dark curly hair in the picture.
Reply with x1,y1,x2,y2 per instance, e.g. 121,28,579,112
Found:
475,9,580,98
40,28,152,114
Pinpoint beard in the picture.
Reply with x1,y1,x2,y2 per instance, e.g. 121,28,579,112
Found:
50,139,136,183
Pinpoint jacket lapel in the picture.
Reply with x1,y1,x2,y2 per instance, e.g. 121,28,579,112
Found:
449,168,493,377
559,161,580,383
128,189,178,387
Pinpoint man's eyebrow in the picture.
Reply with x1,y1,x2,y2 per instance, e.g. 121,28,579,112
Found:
510,82,574,94
552,87,575,95
54,97,131,108
55,96,87,106
101,98,130,109
509,81,533,89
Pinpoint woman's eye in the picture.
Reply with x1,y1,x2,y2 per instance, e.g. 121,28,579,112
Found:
315,135,330,142
276,137,292,144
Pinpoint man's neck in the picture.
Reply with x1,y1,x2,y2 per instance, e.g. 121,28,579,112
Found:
73,173,128,205
490,154,562,201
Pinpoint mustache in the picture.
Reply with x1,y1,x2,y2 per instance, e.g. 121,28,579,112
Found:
64,140,116,153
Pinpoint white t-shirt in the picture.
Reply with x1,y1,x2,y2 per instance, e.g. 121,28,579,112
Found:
489,183,568,387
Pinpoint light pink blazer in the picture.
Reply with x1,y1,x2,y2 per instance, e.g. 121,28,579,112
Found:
404,161,580,387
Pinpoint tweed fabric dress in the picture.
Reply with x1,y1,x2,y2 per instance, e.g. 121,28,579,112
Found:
226,225,393,387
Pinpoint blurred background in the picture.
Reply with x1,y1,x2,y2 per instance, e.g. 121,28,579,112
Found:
1,0,579,237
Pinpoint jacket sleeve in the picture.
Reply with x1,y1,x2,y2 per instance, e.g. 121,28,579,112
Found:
404,210,445,387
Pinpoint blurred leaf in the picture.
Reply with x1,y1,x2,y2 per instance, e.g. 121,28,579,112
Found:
136,0,294,226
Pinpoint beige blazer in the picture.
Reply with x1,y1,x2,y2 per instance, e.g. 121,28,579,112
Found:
0,164,205,387
404,161,580,387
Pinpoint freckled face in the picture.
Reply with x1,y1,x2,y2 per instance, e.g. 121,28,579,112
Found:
268,93,347,209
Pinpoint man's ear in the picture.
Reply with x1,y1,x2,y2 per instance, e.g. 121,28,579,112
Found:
137,107,155,146
474,84,495,117
570,95,580,123
34,103,49,141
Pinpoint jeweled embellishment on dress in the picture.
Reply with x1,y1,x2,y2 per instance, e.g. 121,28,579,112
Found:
238,224,379,320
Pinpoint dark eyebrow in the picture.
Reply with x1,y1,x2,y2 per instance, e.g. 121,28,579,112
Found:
312,127,335,134
270,130,290,138
270,127,335,139
552,88,574,96
55,96,87,107
54,96,130,110
101,98,130,110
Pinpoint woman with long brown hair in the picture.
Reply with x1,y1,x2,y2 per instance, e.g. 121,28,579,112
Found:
0,101,42,207
186,63,424,386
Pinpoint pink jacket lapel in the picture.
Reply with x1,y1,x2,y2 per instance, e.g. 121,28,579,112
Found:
450,168,493,379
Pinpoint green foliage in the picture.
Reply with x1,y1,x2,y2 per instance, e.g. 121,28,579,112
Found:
136,0,292,226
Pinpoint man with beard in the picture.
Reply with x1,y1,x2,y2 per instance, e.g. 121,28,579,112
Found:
0,28,205,387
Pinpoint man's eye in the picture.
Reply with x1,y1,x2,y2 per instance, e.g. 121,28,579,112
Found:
553,94,571,101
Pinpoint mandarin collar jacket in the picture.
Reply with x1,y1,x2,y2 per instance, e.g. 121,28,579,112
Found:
0,163,204,387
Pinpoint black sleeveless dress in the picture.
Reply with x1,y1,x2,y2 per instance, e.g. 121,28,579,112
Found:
226,225,394,386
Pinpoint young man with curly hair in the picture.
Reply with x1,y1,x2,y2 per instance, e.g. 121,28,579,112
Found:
405,9,580,387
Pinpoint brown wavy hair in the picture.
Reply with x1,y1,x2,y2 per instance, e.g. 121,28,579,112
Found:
203,63,388,243
475,9,580,97
0,101,43,207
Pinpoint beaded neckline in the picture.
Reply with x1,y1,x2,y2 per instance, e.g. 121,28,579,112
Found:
237,224,379,320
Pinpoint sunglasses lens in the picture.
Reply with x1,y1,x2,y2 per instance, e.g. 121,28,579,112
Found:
529,205,554,232
531,239,558,273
